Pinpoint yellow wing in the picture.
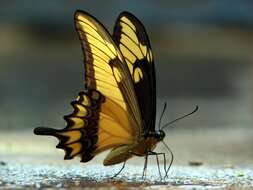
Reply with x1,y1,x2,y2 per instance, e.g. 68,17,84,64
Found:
34,11,143,163
75,11,142,129
113,12,154,78
113,12,157,132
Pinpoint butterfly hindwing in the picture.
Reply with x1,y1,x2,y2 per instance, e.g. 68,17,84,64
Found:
113,12,156,132
34,89,139,163
34,90,104,162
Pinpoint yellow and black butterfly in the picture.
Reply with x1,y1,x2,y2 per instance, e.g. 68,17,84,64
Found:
34,10,198,179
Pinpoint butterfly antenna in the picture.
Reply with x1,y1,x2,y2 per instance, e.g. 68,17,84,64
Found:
162,141,174,178
158,102,167,130
161,105,199,130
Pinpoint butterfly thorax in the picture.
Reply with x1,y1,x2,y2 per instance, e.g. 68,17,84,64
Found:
132,130,165,156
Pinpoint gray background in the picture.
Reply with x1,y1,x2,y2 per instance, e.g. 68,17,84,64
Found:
0,0,253,166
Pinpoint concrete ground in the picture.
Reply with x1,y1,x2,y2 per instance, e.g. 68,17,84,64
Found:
0,128,253,189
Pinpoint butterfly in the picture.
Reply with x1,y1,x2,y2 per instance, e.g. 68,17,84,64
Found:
34,10,198,179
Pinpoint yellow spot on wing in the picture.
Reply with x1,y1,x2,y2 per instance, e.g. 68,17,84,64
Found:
69,117,86,129
77,95,91,106
60,131,82,144
133,67,143,83
82,96,91,106
75,104,88,117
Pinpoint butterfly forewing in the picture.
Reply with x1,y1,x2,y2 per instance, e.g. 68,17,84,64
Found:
73,11,146,156
113,12,156,132
75,11,142,129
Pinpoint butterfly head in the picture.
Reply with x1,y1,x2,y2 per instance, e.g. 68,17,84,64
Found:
156,130,165,141
144,130,165,142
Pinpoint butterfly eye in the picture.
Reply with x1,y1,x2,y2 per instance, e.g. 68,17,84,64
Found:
160,130,165,139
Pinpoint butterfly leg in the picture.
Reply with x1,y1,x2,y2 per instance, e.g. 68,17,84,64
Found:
151,151,173,179
164,152,173,179
161,141,174,179
155,152,167,177
147,151,164,180
142,154,149,180
129,151,164,179
128,151,148,179
161,153,167,176
155,153,162,179
129,151,164,180
153,151,173,179
112,160,127,178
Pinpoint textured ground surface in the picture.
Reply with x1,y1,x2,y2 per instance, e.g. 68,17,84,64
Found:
0,128,253,189
1,163,253,189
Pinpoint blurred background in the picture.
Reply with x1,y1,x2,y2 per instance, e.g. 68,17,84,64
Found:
0,0,253,166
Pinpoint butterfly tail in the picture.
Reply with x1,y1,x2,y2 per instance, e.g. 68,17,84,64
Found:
34,127,60,137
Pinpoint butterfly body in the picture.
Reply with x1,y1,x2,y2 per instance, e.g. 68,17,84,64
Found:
103,132,163,165
34,10,165,171
131,136,159,155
